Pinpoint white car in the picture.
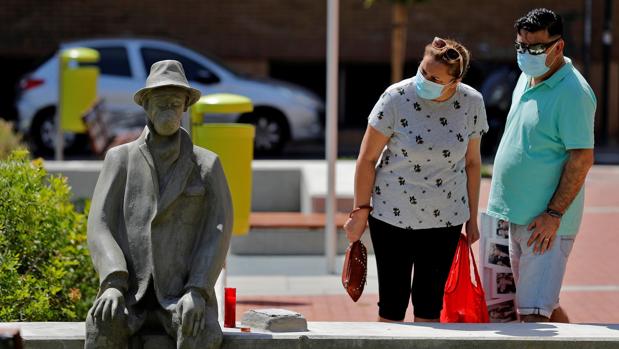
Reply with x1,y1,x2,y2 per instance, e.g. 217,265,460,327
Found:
16,38,324,155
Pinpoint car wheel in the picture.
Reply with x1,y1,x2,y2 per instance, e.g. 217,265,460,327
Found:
240,111,289,155
30,107,76,156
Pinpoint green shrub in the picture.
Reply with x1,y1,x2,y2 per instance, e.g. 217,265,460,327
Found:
0,150,97,321
0,120,25,160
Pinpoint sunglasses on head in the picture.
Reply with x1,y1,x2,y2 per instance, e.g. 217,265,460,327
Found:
432,37,464,79
514,37,561,55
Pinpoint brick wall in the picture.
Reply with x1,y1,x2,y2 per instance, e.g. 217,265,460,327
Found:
2,0,617,62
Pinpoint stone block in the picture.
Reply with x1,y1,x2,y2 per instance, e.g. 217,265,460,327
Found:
241,309,308,332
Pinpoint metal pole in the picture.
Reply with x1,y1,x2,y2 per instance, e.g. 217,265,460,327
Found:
583,0,592,80
55,58,64,161
601,0,613,145
325,0,339,274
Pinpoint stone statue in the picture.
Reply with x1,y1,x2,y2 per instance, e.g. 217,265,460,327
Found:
85,60,233,349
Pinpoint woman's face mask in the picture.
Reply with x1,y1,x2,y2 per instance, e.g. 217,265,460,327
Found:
414,68,449,100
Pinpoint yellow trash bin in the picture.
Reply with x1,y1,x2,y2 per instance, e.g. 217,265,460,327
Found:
59,48,100,133
193,124,255,235
191,94,254,236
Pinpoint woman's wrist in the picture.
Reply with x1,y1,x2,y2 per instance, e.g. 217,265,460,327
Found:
349,204,373,218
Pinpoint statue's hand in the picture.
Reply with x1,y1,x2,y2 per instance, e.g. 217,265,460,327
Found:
92,287,124,322
176,289,206,337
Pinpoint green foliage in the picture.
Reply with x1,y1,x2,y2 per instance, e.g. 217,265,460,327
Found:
0,151,97,321
0,119,26,160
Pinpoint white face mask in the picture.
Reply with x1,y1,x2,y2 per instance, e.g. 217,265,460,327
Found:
414,68,447,100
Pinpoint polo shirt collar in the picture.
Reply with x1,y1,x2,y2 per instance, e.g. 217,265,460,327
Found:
536,57,572,89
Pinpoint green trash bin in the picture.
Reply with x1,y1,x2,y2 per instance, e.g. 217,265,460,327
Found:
191,94,254,236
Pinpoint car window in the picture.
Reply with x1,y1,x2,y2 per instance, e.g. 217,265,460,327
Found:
92,47,132,77
141,47,219,83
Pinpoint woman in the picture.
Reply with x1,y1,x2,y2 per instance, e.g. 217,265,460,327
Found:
344,37,488,322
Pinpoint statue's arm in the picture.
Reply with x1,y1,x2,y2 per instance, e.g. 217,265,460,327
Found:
185,157,233,300
87,147,129,293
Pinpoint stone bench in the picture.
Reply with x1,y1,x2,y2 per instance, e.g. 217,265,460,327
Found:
2,322,618,349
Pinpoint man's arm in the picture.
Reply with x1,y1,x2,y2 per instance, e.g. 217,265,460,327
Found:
527,149,594,253
547,149,594,213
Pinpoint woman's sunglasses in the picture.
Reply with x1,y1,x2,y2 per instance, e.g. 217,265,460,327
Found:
432,37,464,79
514,37,561,56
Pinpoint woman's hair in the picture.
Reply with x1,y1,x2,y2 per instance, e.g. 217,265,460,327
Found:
424,38,471,80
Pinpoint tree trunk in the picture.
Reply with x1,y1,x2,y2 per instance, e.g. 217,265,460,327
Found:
391,2,408,84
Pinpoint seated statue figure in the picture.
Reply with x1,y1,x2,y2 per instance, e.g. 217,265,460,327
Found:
85,60,233,349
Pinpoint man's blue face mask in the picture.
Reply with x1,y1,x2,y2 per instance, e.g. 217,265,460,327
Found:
516,39,559,78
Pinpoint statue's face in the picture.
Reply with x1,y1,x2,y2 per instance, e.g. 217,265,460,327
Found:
144,87,188,136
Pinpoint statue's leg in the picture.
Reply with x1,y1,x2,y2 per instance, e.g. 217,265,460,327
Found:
84,306,130,349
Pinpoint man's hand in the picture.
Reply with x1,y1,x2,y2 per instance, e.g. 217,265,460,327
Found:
176,289,206,337
527,213,561,254
465,220,480,245
92,287,124,322
343,210,369,243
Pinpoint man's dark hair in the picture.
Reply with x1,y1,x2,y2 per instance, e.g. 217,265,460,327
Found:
515,8,563,37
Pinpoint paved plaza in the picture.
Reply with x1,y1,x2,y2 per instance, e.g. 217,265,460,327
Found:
228,165,619,323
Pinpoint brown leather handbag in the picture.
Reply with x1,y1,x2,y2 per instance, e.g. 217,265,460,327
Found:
342,240,367,302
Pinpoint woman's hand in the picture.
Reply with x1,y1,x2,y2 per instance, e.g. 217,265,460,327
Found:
344,210,369,243
465,219,480,245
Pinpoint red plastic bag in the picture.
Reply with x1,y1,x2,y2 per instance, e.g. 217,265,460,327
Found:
440,234,490,323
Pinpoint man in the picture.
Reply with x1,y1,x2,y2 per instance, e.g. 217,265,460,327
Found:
487,8,596,323
85,60,233,348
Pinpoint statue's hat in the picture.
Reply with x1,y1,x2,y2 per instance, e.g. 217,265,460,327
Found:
134,60,201,107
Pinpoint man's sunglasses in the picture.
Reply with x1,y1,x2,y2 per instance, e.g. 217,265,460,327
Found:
432,37,463,79
514,37,561,55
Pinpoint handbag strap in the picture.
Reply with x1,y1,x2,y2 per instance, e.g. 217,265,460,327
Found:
467,238,485,295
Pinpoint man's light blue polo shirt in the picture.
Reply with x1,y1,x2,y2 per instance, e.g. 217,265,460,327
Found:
487,58,596,236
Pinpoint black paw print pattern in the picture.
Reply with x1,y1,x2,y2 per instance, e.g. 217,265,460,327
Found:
461,196,467,204
436,178,443,187
393,208,401,216
415,135,424,144
456,133,464,142
474,115,478,125
442,150,451,158
397,88,405,95
401,149,408,157
409,196,417,205
413,164,421,172
433,209,441,217
374,185,381,195
398,177,406,185
384,155,390,165
447,191,452,199
446,221,453,227
400,118,409,127
453,100,461,109
440,117,448,126
413,102,421,111
377,111,384,120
